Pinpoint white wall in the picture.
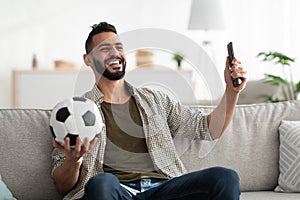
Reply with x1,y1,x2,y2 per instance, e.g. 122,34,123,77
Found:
1,0,300,108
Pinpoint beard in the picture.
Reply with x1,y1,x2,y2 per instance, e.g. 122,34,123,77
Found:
93,56,126,80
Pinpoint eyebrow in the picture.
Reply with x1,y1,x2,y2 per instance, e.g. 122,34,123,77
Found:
97,42,123,48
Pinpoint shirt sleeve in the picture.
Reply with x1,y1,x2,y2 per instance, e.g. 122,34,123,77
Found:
161,92,213,141
51,148,66,176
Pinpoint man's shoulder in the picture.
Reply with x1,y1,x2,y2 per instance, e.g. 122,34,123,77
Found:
134,87,167,98
82,85,103,103
134,87,180,106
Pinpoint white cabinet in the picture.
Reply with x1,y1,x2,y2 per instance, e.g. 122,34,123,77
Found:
12,69,95,109
12,67,197,109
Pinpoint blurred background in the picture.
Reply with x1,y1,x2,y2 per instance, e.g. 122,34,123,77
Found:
1,0,300,108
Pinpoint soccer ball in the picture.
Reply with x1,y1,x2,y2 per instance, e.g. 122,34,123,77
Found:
49,97,103,147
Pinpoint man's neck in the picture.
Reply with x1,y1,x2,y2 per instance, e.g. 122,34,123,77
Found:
97,78,131,104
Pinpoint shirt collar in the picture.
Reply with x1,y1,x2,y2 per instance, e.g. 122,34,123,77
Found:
91,80,135,103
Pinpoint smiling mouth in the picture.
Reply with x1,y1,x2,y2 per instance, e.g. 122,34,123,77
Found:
107,59,122,70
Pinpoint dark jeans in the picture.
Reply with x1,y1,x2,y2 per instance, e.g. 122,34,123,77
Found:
84,167,240,200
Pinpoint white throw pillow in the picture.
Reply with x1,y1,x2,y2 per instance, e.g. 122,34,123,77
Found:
275,120,300,192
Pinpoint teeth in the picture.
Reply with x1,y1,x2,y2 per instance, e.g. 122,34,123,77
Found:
109,60,120,65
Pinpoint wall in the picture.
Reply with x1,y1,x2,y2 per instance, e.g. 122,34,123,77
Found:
1,0,300,107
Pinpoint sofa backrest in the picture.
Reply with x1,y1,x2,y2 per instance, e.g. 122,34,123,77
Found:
1,101,300,198
0,109,61,200
180,100,300,192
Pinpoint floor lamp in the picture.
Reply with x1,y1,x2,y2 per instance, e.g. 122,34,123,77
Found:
188,0,226,60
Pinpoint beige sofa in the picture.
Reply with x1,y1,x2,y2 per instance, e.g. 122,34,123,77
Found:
1,100,300,199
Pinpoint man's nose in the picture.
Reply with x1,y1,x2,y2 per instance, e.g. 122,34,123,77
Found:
109,46,119,56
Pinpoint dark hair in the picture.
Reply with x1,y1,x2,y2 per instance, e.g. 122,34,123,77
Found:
85,22,117,53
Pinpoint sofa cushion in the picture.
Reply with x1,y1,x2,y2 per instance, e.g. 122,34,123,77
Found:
237,79,283,105
275,120,300,192
0,109,61,199
241,191,300,200
180,100,300,192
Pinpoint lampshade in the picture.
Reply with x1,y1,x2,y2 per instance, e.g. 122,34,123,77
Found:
188,0,226,30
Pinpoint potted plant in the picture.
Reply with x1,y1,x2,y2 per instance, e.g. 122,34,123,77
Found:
172,52,184,68
257,51,300,102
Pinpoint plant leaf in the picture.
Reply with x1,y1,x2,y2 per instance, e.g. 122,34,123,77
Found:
257,51,295,66
258,94,282,103
296,81,300,93
263,74,289,86
172,53,184,61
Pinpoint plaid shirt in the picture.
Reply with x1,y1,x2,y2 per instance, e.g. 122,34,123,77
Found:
52,83,212,200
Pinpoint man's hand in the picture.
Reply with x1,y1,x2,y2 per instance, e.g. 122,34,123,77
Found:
52,136,97,163
225,57,247,93
52,135,97,194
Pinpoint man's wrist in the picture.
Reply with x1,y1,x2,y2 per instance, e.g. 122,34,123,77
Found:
225,86,239,96
225,86,239,105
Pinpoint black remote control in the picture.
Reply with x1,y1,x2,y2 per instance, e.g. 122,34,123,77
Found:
227,42,242,87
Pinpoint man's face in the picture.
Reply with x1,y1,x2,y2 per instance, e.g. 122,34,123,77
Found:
88,32,126,80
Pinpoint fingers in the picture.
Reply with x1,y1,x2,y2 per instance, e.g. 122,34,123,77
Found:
232,60,247,91
73,136,82,158
53,135,97,161
231,68,247,79
81,137,90,154
64,137,71,152
227,58,247,78
81,137,98,152
52,139,64,151
229,58,242,71
90,137,98,149
224,57,247,92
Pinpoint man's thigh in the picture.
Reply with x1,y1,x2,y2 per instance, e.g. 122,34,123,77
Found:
138,167,238,200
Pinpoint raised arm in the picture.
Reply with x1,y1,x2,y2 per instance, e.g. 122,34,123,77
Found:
208,57,247,139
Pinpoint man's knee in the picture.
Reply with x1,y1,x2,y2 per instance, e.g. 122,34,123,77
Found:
85,173,119,193
212,167,240,197
219,167,239,187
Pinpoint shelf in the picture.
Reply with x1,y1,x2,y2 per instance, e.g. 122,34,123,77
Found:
12,68,197,109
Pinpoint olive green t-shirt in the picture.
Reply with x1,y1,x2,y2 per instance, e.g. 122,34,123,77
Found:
101,96,168,182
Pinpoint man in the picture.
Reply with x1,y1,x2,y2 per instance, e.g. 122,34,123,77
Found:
52,22,247,200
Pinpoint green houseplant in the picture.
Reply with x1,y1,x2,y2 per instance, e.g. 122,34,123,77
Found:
172,52,184,68
257,51,300,102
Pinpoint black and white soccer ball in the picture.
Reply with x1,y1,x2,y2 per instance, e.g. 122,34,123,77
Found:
49,97,103,147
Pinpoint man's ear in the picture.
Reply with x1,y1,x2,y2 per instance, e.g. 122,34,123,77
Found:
83,54,92,66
